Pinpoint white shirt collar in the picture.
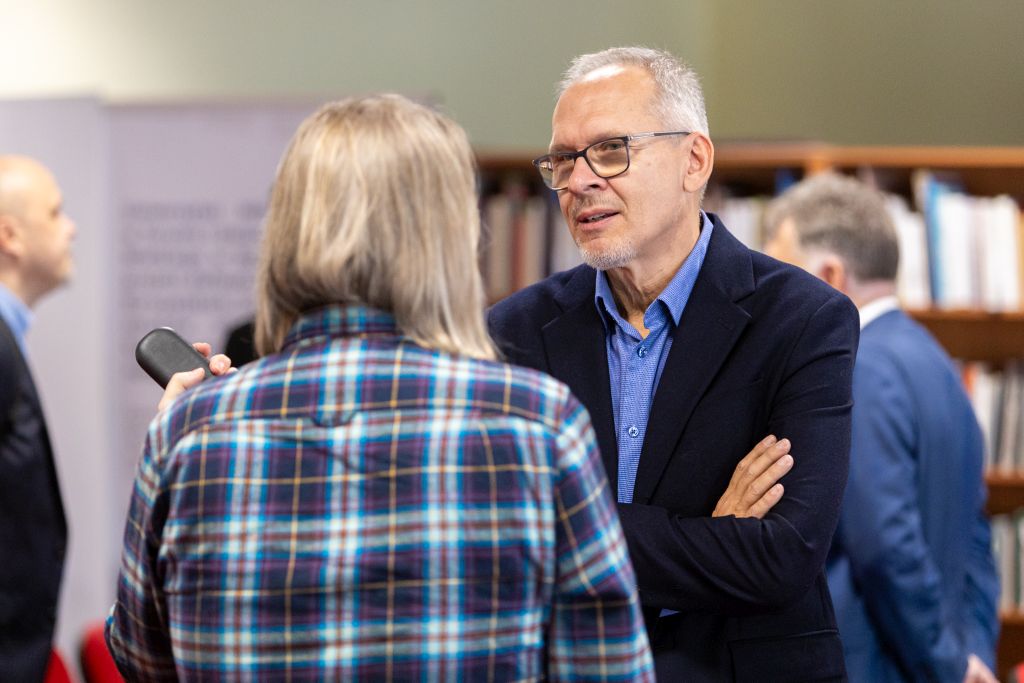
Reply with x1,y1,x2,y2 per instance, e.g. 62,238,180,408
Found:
857,295,900,330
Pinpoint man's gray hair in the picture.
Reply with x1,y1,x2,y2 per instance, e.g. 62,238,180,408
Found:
558,46,709,136
763,172,899,282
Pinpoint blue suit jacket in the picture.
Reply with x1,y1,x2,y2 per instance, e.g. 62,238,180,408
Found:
0,317,66,682
489,215,859,682
826,308,999,682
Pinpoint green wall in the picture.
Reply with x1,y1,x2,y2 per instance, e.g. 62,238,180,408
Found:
0,0,706,151
700,0,1024,144
1,0,1021,147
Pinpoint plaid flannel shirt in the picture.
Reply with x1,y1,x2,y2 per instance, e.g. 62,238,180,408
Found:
106,304,653,682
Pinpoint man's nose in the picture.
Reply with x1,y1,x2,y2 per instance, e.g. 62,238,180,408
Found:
566,156,605,193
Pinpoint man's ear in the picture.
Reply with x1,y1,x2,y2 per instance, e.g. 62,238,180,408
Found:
816,254,848,294
0,214,22,259
682,133,714,194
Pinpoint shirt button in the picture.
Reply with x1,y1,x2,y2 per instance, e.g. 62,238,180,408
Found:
627,425,640,438
637,346,647,358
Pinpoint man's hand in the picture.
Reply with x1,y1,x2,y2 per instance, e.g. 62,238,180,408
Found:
712,435,793,518
157,342,233,413
963,654,998,683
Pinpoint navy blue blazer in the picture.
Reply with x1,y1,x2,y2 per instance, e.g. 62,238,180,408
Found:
489,214,858,682
0,317,66,682
826,309,999,682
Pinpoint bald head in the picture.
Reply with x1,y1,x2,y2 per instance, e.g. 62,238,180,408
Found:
0,156,52,216
0,155,76,307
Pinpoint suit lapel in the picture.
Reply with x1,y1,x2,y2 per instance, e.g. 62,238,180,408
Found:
631,218,755,505
0,316,44,412
0,316,65,526
542,269,619,491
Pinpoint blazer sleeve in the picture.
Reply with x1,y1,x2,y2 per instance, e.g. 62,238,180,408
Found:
837,351,969,681
617,292,856,614
964,489,1000,669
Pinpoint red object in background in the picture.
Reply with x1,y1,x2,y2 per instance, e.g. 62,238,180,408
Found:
44,648,73,683
79,622,124,683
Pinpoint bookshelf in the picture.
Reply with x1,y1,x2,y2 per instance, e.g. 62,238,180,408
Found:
478,144,1024,678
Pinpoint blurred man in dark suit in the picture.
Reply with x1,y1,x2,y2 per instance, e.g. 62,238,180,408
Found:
0,155,76,681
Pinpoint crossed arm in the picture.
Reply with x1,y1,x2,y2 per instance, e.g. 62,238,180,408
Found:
711,435,793,520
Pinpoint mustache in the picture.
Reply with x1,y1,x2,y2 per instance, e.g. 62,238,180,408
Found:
569,199,621,223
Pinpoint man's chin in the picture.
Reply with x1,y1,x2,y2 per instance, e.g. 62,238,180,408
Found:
579,245,634,271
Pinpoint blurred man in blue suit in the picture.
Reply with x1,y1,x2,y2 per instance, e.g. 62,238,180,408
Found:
764,173,999,683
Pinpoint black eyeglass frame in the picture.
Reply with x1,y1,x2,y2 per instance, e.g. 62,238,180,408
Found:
532,130,692,191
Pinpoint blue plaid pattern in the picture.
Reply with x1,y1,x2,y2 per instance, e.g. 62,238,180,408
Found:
106,304,653,682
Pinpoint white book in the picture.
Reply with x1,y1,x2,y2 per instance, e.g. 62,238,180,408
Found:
968,362,999,472
887,195,931,309
977,195,1022,312
716,197,765,251
934,192,977,309
991,514,1015,611
998,362,1023,473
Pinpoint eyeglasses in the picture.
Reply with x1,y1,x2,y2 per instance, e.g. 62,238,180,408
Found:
532,131,691,191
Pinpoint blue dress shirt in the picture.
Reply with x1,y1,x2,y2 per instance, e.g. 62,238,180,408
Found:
0,283,32,357
595,212,714,504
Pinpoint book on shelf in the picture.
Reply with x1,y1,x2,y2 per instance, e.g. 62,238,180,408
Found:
479,155,1024,316
991,511,1024,613
912,170,1024,312
963,361,1024,474
480,176,566,301
482,189,515,301
886,195,931,310
707,195,766,251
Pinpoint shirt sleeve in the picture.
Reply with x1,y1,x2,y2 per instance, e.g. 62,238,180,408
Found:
547,392,655,682
105,424,178,682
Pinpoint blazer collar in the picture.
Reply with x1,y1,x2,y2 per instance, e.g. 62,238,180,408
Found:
543,266,619,486
633,215,755,503
541,215,756,502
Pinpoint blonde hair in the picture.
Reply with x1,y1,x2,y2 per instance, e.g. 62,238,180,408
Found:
255,95,497,360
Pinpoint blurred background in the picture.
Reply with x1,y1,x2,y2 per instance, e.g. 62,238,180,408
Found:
2,0,1023,679
3,0,1023,146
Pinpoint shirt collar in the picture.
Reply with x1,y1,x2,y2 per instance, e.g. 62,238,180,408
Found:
0,282,32,345
858,295,900,330
281,303,401,351
594,211,715,331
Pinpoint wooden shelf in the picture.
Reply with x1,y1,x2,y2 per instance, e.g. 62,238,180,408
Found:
712,142,1024,170
987,473,1024,515
908,309,1024,363
999,612,1024,681
476,151,543,174
711,143,1024,199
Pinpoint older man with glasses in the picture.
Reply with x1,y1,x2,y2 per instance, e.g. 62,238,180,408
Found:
489,46,860,682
